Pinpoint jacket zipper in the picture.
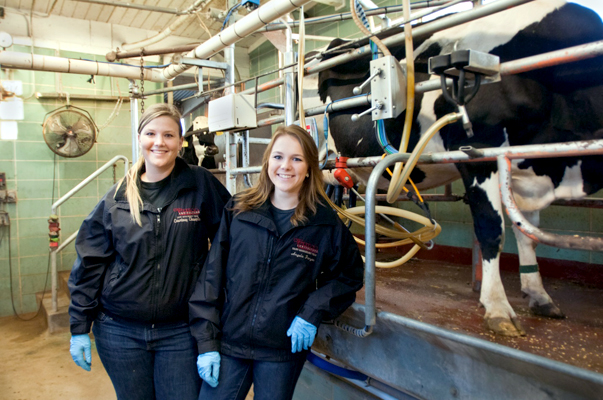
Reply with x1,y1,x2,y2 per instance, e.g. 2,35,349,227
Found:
249,234,274,351
151,207,162,325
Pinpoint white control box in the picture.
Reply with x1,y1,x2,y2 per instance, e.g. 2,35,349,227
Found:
208,93,257,132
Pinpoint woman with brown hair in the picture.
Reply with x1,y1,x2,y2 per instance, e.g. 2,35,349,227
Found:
189,124,364,400
68,103,231,400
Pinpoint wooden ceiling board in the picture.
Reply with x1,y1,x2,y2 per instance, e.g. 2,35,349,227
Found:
84,4,104,21
96,4,115,23
130,10,152,30
72,2,91,19
107,5,126,25
59,0,76,18
141,11,163,31
3,0,20,10
19,0,33,11
118,8,142,27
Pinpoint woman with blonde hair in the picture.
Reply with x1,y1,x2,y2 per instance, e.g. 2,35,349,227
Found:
190,124,364,400
68,103,231,400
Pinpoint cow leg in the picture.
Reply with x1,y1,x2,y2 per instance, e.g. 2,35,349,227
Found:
512,211,565,319
461,167,526,336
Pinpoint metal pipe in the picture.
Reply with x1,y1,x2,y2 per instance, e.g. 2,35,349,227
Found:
304,0,534,76
73,0,182,14
35,92,131,101
259,0,454,31
497,155,603,251
129,81,140,164
0,51,165,82
50,155,129,312
56,231,79,253
283,18,296,125
120,0,211,51
224,44,236,95
500,40,603,76
240,77,285,95
364,155,411,326
107,44,200,62
51,156,130,213
161,0,314,81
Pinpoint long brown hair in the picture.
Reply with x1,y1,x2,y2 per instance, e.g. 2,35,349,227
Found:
233,124,324,225
118,103,183,226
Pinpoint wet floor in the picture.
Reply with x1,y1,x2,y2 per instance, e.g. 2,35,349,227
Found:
358,257,603,374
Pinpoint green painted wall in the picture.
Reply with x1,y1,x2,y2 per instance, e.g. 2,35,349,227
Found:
0,45,161,316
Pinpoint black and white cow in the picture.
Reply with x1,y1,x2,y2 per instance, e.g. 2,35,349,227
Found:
316,0,603,336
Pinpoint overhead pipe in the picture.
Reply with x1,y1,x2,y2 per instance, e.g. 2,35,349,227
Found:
107,44,200,62
305,0,533,76
161,0,314,81
0,51,166,82
258,0,453,31
120,0,211,52
74,0,183,14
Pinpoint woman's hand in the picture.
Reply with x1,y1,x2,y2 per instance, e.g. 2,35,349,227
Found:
197,351,221,387
287,316,317,353
69,334,92,371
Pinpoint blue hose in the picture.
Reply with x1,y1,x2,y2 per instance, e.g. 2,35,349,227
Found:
307,352,368,381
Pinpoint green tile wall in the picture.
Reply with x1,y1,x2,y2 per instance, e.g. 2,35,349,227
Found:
0,47,161,317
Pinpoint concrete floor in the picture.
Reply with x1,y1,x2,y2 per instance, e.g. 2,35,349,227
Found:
0,312,115,400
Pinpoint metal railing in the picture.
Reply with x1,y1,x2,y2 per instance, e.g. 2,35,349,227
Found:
50,155,129,312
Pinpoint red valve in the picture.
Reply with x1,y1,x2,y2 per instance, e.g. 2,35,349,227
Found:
333,156,354,189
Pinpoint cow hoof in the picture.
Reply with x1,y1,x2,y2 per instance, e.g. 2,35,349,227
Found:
487,317,527,337
530,302,566,319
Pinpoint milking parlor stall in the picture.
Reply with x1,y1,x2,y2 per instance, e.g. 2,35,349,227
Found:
1,0,603,399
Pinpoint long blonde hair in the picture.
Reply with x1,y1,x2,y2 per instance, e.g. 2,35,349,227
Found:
233,124,324,225
119,103,183,226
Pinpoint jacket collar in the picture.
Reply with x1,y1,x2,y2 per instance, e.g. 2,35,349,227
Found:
114,157,196,203
237,197,339,232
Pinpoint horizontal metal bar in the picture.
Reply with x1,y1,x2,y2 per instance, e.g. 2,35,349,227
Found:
260,0,453,31
497,155,603,251
179,58,229,70
73,0,180,14
35,92,130,102
322,139,603,169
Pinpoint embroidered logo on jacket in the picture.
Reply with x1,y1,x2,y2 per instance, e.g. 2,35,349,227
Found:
292,238,318,262
173,208,201,223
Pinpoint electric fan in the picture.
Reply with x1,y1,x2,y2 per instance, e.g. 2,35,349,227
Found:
42,105,97,158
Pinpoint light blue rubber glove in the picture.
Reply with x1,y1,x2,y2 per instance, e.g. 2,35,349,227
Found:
197,351,220,388
286,316,317,353
70,334,92,371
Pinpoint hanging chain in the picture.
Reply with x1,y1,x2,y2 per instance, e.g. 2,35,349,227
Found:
140,51,145,114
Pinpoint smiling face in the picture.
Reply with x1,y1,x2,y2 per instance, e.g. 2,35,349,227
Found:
138,115,183,181
268,134,309,204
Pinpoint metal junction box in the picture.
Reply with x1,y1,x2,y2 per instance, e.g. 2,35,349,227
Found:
370,55,407,121
208,93,257,133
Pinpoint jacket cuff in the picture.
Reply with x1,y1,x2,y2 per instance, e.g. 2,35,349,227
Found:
70,320,92,335
297,305,324,328
198,340,221,354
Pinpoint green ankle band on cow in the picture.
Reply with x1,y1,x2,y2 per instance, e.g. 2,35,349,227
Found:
520,264,539,274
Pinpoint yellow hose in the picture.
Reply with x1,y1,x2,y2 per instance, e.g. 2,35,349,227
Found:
349,0,391,57
388,0,415,204
386,112,461,203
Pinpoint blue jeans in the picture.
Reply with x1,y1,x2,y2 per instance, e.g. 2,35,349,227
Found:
92,312,201,400
198,353,307,400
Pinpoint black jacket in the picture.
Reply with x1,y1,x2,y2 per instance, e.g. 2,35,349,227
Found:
189,198,364,361
68,158,231,334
